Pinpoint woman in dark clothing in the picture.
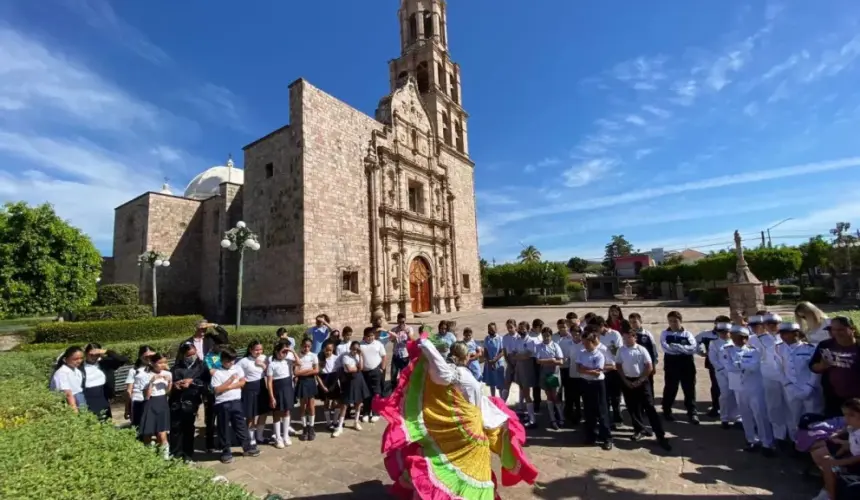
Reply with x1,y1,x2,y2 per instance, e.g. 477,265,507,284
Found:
170,342,208,461
82,343,129,421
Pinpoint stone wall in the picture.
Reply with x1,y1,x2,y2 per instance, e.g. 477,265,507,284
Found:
144,194,203,315
100,257,115,284
199,197,223,320
112,195,150,298
297,79,385,326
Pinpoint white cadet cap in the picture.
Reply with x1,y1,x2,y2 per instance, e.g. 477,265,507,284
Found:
730,325,750,336
747,315,765,325
777,322,801,332
715,322,732,331
764,313,783,323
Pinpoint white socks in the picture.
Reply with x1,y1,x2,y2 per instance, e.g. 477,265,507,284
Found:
309,415,315,427
274,419,283,440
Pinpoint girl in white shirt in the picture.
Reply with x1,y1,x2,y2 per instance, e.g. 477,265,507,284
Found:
125,345,155,428
333,341,370,437
266,339,296,448
294,337,320,441
82,342,128,422
317,341,341,430
535,327,565,430
50,346,86,412
810,398,860,500
237,340,270,446
137,353,172,459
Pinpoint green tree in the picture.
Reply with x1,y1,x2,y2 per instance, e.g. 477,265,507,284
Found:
603,235,634,275
662,254,684,266
797,236,831,282
566,256,589,273
518,245,541,263
0,202,102,318
479,257,489,287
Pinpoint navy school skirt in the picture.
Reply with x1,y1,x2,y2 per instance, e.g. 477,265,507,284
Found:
340,372,370,406
83,385,111,421
139,395,170,436
319,372,341,400
131,400,145,428
295,376,318,400
242,379,269,418
271,377,295,412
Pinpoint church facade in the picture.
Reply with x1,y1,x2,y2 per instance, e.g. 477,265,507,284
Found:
108,0,483,326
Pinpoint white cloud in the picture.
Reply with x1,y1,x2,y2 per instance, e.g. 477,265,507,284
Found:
804,34,860,82
182,83,250,133
743,102,760,116
625,114,647,126
642,105,671,119
611,55,669,91
562,158,616,188
60,0,170,65
634,148,654,160
670,79,698,106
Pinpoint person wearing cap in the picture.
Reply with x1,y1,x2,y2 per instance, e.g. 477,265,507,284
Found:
748,314,789,446
696,315,731,419
810,316,860,418
775,321,821,442
180,319,229,453
709,322,740,429
723,324,776,456
659,311,700,424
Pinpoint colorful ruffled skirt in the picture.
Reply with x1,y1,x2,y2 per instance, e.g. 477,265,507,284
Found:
373,339,538,499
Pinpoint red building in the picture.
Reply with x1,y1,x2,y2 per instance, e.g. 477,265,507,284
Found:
614,254,654,278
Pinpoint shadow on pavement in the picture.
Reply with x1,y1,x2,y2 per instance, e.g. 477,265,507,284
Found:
284,480,387,499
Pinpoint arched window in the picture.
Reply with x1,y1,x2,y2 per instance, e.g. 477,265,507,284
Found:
408,14,418,44
450,73,459,104
441,113,452,146
437,63,447,94
416,62,430,93
423,11,434,38
397,71,409,87
454,120,464,153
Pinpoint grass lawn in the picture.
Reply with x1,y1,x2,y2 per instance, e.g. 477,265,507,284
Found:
0,317,54,335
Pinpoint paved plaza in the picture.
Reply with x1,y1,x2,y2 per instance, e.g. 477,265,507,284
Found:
199,302,818,498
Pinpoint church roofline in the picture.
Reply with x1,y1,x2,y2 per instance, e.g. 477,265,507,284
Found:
243,124,290,151
113,190,201,212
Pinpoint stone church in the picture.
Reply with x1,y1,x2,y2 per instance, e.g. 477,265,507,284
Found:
107,0,483,326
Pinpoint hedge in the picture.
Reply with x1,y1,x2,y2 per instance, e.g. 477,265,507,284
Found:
95,284,140,306
688,288,707,303
73,305,152,322
802,287,830,304
483,294,570,307
778,284,800,294
699,288,729,307
33,315,203,344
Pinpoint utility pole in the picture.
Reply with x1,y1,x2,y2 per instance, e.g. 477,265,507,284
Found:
761,231,766,248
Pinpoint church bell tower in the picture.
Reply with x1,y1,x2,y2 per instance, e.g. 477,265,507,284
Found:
389,0,469,156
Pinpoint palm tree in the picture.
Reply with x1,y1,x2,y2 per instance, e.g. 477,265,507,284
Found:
518,245,541,263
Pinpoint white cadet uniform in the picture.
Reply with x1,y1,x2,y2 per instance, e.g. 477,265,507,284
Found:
776,322,823,440
708,330,739,424
748,315,789,441
722,327,774,448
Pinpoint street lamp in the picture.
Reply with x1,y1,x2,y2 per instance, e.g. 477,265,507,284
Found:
766,217,794,248
138,251,170,316
220,221,260,330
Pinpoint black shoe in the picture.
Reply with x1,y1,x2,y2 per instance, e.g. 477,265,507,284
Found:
641,429,654,437
299,425,309,441
721,422,731,430
601,440,614,451
308,427,316,441
220,454,234,464
663,411,675,422
733,421,744,430
761,447,776,458
657,438,672,451
707,408,720,418
245,447,261,457
524,421,537,429
688,414,700,425
550,421,560,430
743,443,761,453
610,423,618,431
631,432,643,442
612,413,624,424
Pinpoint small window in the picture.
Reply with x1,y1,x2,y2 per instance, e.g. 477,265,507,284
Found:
265,162,274,178
454,120,464,153
342,271,359,294
408,14,418,43
411,129,418,150
462,274,471,290
416,62,430,93
408,182,425,214
450,73,459,104
437,63,447,94
441,113,452,146
423,11,434,38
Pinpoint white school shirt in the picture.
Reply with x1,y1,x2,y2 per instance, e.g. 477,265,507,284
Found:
50,365,84,395
296,352,318,374
534,341,563,362
616,344,652,378
146,371,172,397
556,335,576,365
237,356,266,382
777,341,819,400
850,428,860,456
342,354,360,372
126,367,145,402
266,353,295,380
360,340,386,370
748,333,782,381
575,347,607,381
501,334,518,358
568,342,585,378
83,362,107,389
599,329,623,364
708,337,729,372
321,354,337,374
211,366,244,404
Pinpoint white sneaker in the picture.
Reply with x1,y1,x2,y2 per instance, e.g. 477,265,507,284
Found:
360,415,369,423
355,421,363,431
249,440,257,448
274,439,285,449
288,426,300,436
370,416,380,423
812,489,830,500
332,427,343,438
283,436,293,446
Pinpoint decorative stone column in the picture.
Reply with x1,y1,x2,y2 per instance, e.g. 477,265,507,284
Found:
675,276,685,300
447,191,461,310
365,151,384,324
727,230,764,323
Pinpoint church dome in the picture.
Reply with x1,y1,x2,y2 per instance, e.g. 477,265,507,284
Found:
183,157,244,200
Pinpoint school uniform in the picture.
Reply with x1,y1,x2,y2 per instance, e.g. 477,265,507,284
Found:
340,353,370,405
360,339,386,417
722,331,774,451
210,365,257,460
777,337,822,441
535,341,564,391
528,332,543,409
599,329,624,423
181,329,229,451
267,355,296,412
169,355,207,460
501,333,518,389
556,334,577,420
660,328,699,420
80,351,128,421
512,335,538,390
575,346,612,444
463,339,482,382
635,329,658,394
294,352,319,399
564,339,585,424
50,364,86,409
617,343,666,439
695,329,721,415
482,334,506,390
748,317,788,441
126,367,146,429
237,356,269,419
390,326,413,385
708,336,740,425
319,354,340,400
138,371,172,436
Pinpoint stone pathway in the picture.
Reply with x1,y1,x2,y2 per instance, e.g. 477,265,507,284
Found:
189,302,819,499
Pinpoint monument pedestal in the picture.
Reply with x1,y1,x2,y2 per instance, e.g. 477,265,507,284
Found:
727,230,765,324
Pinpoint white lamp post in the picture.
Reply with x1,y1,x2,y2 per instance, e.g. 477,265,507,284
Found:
221,221,260,330
138,251,170,316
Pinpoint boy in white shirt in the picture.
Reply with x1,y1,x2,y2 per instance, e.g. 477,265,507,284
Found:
210,347,261,464
618,329,671,451
575,327,614,450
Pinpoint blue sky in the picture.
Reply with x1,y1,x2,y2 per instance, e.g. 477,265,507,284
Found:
1,1,859,263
